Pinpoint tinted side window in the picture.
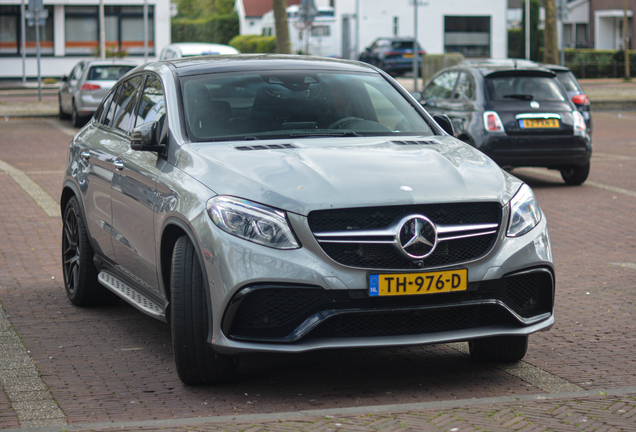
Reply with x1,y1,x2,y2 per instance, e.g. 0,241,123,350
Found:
94,91,114,124
104,85,122,127
112,76,143,132
134,75,166,129
72,63,85,80
454,72,475,100
423,71,459,100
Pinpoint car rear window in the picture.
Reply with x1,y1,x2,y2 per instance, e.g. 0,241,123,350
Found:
486,76,566,102
554,71,582,94
391,41,415,50
180,71,433,141
87,65,135,81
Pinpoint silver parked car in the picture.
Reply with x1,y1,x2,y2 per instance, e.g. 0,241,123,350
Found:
59,59,138,127
61,55,554,385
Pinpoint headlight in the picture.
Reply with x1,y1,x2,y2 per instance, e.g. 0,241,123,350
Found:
207,196,300,249
507,184,542,237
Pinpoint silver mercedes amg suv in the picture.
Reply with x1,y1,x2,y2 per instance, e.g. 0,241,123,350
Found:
61,55,554,385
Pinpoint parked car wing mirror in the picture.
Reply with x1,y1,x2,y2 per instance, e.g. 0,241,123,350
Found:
410,91,422,101
433,114,455,136
61,75,68,82
131,121,166,153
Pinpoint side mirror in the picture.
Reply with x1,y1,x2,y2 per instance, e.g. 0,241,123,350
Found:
131,121,166,153
433,114,455,137
61,75,68,82
410,91,422,101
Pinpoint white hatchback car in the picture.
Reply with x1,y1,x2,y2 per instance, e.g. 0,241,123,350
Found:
158,42,239,60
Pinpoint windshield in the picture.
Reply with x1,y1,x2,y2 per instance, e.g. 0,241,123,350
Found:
487,76,566,102
180,71,433,141
87,65,135,81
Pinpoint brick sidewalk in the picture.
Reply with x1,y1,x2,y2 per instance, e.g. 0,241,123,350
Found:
1,117,636,430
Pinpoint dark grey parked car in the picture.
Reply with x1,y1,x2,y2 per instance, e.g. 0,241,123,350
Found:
417,60,592,185
61,55,554,385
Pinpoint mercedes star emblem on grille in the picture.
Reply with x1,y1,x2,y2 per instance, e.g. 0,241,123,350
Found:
397,215,438,259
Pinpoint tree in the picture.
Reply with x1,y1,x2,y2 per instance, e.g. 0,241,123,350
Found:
543,0,558,64
273,0,291,54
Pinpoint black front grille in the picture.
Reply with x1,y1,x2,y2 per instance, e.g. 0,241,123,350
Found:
224,269,553,342
320,234,496,270
308,305,519,339
308,203,502,270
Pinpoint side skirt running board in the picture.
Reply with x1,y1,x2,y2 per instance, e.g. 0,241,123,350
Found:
98,271,167,322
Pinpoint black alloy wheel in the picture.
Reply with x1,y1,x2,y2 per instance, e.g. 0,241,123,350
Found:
62,196,119,306
71,102,84,128
58,96,70,120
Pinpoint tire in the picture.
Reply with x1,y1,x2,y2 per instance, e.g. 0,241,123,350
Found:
72,102,84,128
469,335,528,362
58,96,70,120
62,196,120,306
560,163,590,185
170,236,238,385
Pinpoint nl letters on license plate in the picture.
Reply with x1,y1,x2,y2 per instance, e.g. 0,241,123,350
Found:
369,269,468,297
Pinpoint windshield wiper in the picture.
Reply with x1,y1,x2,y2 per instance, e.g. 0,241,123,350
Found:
289,131,362,138
503,94,534,100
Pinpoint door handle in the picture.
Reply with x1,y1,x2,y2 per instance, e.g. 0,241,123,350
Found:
80,150,90,161
113,159,124,171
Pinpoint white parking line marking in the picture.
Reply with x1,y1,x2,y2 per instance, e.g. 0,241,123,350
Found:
0,159,60,217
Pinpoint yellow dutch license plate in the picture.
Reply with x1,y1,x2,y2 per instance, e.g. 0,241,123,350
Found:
521,118,559,128
369,269,468,297
403,53,414,58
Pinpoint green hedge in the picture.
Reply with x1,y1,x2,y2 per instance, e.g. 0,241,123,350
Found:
171,13,239,45
228,35,276,53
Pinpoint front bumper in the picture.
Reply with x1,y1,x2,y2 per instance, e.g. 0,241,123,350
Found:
195,207,555,356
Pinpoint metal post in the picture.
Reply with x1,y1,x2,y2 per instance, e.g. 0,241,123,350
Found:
559,0,565,66
144,0,148,62
35,11,41,101
525,0,531,60
99,0,105,60
21,0,26,84
413,0,418,93
624,0,630,79
355,0,359,59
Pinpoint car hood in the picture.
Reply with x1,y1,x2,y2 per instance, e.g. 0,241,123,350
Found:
181,136,520,215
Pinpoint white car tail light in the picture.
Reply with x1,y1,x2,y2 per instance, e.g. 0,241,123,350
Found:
483,111,505,133
572,111,586,136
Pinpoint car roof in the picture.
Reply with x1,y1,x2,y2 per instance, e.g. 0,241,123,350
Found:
166,43,240,56
540,63,572,72
451,59,557,78
164,54,378,77
85,59,139,66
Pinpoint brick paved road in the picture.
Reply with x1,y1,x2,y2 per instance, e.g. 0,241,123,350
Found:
0,114,635,430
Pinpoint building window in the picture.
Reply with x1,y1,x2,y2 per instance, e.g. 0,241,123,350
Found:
575,23,588,47
65,5,154,56
444,16,490,57
0,5,54,56
311,25,330,37
393,16,398,36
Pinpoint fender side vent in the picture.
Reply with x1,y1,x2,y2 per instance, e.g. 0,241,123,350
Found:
235,144,298,151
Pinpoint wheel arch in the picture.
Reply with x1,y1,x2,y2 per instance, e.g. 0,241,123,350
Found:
159,217,213,329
